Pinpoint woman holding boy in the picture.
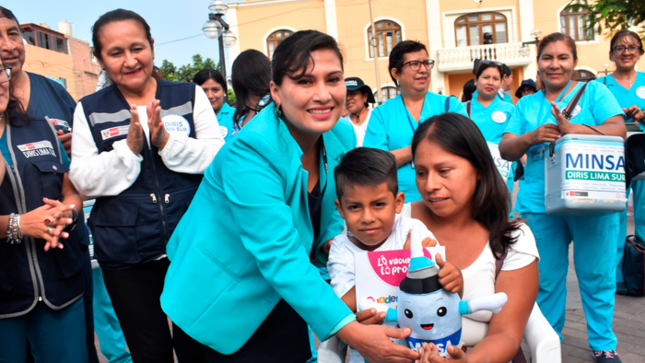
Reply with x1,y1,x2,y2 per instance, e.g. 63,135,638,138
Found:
161,30,420,363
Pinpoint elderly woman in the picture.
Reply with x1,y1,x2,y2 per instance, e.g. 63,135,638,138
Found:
344,76,375,146
364,40,467,202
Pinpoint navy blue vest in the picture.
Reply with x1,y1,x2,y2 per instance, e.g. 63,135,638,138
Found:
80,80,203,270
0,117,87,317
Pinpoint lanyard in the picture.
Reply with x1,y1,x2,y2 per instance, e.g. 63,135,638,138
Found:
554,80,573,104
402,97,420,133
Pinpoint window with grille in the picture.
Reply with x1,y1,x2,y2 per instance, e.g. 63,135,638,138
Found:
455,12,508,47
374,86,400,102
267,30,294,59
560,6,593,41
367,20,402,58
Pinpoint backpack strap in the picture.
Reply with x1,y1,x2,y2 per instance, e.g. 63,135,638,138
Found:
445,96,452,113
466,101,471,118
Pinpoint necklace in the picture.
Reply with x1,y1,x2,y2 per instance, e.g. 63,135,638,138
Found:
615,71,636,88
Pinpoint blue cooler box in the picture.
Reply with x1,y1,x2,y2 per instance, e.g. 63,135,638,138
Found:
545,134,627,216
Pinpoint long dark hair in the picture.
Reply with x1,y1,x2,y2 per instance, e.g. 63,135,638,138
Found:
411,112,521,257
92,9,153,62
193,68,227,93
231,49,271,125
0,7,26,126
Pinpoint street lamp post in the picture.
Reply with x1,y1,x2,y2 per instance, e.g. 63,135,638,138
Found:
202,0,237,102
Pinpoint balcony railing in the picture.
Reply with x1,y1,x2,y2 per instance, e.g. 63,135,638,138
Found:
437,43,533,72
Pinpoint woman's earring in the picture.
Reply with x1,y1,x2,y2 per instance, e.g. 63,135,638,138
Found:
276,104,283,118
396,80,400,88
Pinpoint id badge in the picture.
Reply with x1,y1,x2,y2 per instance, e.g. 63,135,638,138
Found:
528,145,545,161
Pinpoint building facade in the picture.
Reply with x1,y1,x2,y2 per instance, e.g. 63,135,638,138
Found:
226,0,645,103
20,21,101,101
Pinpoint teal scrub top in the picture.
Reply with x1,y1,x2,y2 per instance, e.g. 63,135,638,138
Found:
364,92,468,202
216,103,236,141
472,90,513,104
465,96,515,144
596,72,645,130
504,81,624,214
466,96,516,187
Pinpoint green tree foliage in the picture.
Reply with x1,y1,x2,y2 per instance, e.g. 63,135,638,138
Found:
565,0,645,42
160,54,219,83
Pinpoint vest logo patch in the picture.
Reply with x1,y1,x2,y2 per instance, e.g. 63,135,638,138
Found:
101,126,130,140
162,114,191,136
17,141,56,158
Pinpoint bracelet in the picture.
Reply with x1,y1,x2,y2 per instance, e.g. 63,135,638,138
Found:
6,213,23,244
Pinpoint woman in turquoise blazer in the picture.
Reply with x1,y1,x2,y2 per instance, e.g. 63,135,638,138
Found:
161,30,419,363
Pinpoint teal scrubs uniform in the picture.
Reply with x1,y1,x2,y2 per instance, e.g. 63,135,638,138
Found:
364,92,467,202
472,89,513,104
465,97,516,195
504,81,624,351
596,72,645,288
216,103,236,141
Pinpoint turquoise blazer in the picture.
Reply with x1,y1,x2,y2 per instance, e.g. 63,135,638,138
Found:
161,103,357,354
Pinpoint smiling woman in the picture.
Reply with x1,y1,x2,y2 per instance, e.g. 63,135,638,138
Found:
364,40,468,203
68,8,225,363
499,32,626,362
161,30,420,363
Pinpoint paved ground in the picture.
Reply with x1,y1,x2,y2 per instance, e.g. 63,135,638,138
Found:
560,215,645,363
95,214,645,363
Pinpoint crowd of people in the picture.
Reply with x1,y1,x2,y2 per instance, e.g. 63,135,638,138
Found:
0,4,643,363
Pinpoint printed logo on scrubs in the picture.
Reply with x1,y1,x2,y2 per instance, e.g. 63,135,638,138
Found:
162,114,191,136
636,86,645,99
17,140,56,158
101,126,130,140
219,126,228,138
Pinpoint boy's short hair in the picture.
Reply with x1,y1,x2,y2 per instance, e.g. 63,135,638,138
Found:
334,148,398,200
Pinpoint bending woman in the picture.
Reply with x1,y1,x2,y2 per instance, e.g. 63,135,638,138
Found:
499,32,625,361
404,112,539,362
161,30,419,363
69,9,224,362
364,40,467,202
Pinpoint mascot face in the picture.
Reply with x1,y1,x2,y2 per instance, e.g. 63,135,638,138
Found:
398,289,462,342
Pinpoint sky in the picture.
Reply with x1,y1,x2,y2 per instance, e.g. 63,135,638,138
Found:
8,0,236,70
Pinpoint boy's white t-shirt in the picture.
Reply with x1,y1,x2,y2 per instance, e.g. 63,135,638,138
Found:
327,216,439,363
328,216,438,299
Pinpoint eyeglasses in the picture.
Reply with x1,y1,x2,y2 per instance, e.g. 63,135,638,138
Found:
612,45,642,54
0,65,11,84
402,59,435,71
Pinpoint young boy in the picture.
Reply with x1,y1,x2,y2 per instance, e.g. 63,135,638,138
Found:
327,148,463,363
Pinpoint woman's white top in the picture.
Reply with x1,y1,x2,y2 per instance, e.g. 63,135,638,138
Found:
399,203,539,346
70,85,224,198
344,109,372,147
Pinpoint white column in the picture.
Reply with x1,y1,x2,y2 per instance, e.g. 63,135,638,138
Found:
425,0,445,94
324,0,339,40
227,4,241,78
